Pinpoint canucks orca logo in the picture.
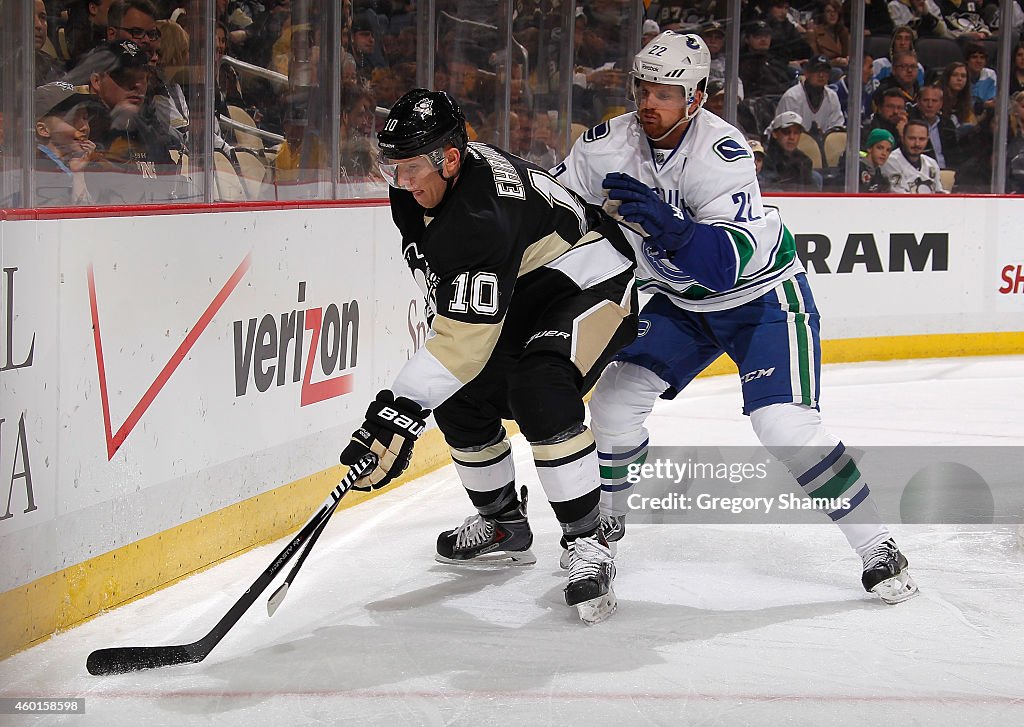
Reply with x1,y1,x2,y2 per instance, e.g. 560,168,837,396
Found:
685,36,701,50
713,137,752,162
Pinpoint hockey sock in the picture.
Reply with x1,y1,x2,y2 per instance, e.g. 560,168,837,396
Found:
450,429,518,517
530,424,600,504
751,403,891,558
590,362,665,517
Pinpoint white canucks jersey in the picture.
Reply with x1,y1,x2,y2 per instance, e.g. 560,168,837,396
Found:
881,149,944,194
553,109,802,311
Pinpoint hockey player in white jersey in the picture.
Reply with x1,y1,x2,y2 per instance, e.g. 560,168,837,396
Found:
552,31,919,604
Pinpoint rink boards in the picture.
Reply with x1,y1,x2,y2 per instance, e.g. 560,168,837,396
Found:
1,195,1022,657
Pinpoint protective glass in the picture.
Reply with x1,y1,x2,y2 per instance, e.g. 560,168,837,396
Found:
377,148,445,189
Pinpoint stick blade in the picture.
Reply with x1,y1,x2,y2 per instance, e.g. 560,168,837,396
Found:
266,582,289,617
86,644,203,675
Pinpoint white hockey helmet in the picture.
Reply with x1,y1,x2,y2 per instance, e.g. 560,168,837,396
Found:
631,30,711,118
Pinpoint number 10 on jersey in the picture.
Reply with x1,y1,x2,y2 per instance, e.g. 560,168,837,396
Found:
450,272,499,316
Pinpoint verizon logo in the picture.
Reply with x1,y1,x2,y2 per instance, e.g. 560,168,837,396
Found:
232,282,359,406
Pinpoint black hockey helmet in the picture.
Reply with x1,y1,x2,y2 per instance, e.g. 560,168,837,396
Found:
377,88,469,161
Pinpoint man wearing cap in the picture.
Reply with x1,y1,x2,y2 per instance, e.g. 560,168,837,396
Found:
764,0,811,63
642,19,661,47
860,127,895,192
34,81,96,206
701,19,743,97
69,39,176,200
762,110,817,190
351,10,387,81
775,55,845,140
739,20,796,98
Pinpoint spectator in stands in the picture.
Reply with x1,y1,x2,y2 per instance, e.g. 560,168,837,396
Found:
702,20,733,89
1011,44,1024,97
865,87,910,141
887,0,949,38
642,19,661,47
350,9,387,82
274,103,324,190
875,49,922,105
34,81,96,205
62,0,116,69
154,20,189,148
516,109,559,169
805,0,849,67
938,0,992,39
776,55,845,140
704,80,727,119
106,0,161,67
748,137,768,186
1007,90,1024,193
964,42,996,114
882,117,945,192
831,53,876,125
761,110,818,191
940,61,977,127
71,40,178,201
860,127,895,192
866,0,897,35
764,0,811,64
872,25,925,87
910,83,958,169
739,20,797,98
35,0,64,83
339,82,381,185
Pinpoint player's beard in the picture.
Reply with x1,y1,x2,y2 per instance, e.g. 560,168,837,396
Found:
638,109,690,144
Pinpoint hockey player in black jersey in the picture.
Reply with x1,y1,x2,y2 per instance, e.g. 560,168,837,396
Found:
339,89,638,624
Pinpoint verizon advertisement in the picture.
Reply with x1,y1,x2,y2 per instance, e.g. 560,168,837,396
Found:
1,206,418,592
0,197,1020,597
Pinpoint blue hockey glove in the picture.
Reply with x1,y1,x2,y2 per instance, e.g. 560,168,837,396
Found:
602,172,695,256
341,390,429,492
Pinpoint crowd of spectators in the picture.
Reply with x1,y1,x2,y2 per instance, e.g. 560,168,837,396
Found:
671,0,1023,193
21,0,1024,205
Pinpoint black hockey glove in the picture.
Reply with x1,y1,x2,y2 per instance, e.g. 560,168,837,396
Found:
341,390,429,492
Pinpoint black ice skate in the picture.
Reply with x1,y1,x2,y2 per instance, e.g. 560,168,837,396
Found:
559,514,625,569
435,500,536,567
861,538,919,604
564,532,617,624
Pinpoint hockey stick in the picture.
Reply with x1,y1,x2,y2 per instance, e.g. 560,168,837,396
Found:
85,453,377,676
266,496,334,617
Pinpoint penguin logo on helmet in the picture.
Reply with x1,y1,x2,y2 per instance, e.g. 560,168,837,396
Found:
413,97,434,119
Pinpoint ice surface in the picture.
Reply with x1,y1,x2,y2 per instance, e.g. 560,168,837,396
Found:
2,356,1023,726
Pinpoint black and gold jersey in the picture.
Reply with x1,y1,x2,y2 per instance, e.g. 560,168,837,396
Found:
389,142,635,410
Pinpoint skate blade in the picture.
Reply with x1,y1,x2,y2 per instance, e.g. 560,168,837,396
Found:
872,570,919,605
559,541,617,570
435,549,537,567
575,588,618,625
